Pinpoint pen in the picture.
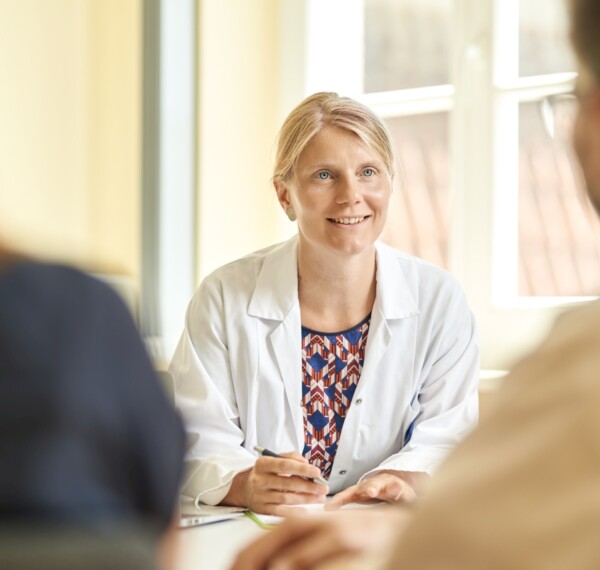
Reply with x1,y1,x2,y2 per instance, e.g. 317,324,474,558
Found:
254,445,329,486
244,510,277,530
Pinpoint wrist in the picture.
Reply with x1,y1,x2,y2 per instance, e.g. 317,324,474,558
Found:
220,469,251,507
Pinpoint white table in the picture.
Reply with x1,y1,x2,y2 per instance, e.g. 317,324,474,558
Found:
175,517,263,570
174,511,391,570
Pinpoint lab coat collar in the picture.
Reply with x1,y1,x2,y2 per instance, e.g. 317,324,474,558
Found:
247,236,299,320
247,236,419,321
374,241,420,320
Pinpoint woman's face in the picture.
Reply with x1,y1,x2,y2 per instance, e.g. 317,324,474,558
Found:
276,125,393,259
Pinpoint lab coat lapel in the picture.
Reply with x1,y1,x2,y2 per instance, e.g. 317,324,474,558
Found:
248,237,304,451
359,243,419,392
360,305,392,387
270,311,303,450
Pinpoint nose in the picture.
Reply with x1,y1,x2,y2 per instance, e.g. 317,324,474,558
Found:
335,175,362,205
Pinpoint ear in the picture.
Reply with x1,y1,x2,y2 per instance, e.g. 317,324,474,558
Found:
273,178,292,211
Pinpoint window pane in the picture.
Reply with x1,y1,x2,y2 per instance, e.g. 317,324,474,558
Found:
381,113,450,269
519,0,575,76
364,0,451,92
519,101,600,296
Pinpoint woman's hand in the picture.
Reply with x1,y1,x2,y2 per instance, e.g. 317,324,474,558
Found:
229,507,411,570
221,452,328,516
326,472,423,511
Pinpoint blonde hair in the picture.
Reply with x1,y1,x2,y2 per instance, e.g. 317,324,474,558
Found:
273,92,394,182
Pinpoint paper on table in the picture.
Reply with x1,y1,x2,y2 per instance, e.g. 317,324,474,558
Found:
246,499,385,529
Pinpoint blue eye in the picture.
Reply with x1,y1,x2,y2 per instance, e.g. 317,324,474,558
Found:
363,168,375,177
317,171,330,180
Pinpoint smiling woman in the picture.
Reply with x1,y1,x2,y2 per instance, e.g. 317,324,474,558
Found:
170,92,480,517
275,125,392,270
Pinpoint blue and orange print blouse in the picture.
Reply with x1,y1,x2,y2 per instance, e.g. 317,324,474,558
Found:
301,315,371,479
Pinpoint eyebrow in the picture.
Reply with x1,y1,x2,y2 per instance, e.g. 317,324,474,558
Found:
303,160,384,171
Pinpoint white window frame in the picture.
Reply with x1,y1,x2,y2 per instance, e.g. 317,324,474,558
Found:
279,0,590,369
141,0,197,364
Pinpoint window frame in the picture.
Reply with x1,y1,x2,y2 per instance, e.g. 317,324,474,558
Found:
279,0,591,369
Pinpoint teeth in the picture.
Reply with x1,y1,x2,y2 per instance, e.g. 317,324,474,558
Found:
333,217,365,225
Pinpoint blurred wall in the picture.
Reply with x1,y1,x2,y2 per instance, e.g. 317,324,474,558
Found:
0,0,292,292
0,0,141,280
196,0,285,280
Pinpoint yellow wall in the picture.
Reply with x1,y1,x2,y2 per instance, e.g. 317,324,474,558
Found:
87,0,141,278
0,0,141,279
0,0,285,287
197,0,284,280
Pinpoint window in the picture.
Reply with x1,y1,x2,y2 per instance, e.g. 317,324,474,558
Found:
280,0,599,368
363,0,452,270
517,2,600,296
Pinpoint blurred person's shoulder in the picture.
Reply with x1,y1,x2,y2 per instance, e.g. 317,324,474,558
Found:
0,260,127,312
550,298,600,341
0,260,134,359
507,298,600,365
501,299,600,411
541,299,600,378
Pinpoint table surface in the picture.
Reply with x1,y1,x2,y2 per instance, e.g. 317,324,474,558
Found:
175,517,263,570
174,514,391,570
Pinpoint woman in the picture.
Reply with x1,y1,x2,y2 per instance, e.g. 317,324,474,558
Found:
171,92,479,516
0,244,185,568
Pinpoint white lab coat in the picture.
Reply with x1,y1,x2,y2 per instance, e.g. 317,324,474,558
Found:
171,236,479,506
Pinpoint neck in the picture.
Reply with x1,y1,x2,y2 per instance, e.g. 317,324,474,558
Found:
297,241,377,332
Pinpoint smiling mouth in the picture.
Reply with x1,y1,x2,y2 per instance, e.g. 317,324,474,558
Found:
328,216,371,225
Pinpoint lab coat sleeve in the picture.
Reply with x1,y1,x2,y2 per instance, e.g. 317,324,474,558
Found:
362,285,480,479
170,277,256,506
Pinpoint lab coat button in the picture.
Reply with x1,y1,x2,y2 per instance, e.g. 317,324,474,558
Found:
355,398,363,405
339,469,347,475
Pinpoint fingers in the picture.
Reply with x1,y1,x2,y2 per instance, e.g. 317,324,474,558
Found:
360,477,391,500
260,489,325,508
244,453,329,514
359,475,417,504
326,474,417,510
247,480,327,515
255,455,323,481
325,484,359,510
256,472,327,495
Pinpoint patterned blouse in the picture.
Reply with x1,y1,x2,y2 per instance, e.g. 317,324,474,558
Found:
301,315,371,479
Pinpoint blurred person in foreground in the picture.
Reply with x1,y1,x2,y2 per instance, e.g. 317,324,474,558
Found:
0,245,185,569
230,0,600,568
170,91,479,516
